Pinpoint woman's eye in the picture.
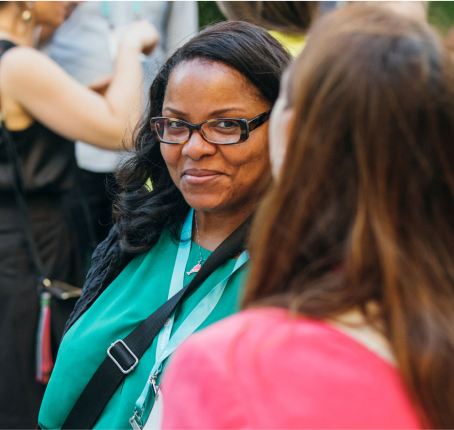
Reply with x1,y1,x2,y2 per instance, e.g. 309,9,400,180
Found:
216,121,238,129
168,121,185,129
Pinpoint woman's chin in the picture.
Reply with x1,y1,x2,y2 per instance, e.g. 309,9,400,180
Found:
179,177,230,209
181,194,230,213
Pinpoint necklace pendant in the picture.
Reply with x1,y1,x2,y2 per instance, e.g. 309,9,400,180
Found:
187,261,202,276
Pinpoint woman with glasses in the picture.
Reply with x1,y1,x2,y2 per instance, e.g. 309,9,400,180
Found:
38,21,290,430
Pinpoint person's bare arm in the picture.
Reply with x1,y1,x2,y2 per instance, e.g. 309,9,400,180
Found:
1,21,159,150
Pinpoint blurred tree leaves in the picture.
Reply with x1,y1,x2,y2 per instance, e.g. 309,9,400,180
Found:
429,1,454,34
198,1,225,29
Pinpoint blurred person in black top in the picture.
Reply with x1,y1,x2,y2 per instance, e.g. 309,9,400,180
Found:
0,1,159,427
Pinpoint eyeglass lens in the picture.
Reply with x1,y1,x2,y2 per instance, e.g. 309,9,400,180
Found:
155,119,242,144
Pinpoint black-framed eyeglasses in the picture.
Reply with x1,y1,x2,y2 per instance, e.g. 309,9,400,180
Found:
150,110,271,145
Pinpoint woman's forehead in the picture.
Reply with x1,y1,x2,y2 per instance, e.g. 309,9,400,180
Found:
163,60,266,114
165,60,249,99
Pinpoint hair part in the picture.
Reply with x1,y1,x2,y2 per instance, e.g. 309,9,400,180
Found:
244,6,454,428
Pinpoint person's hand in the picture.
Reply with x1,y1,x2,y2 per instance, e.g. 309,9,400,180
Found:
120,21,160,55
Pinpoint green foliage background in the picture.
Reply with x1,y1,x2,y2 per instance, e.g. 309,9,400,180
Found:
428,1,454,34
198,1,225,28
198,1,454,34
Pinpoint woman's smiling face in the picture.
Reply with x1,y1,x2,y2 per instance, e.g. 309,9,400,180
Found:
160,59,272,215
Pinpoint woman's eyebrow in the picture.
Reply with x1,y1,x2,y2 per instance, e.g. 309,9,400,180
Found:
163,107,247,117
210,108,247,117
163,107,186,116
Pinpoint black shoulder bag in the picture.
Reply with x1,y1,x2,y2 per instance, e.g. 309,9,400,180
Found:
61,219,249,429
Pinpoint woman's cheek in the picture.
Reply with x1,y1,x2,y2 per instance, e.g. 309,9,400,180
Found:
160,143,182,187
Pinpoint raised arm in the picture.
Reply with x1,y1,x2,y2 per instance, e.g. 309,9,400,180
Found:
0,21,159,150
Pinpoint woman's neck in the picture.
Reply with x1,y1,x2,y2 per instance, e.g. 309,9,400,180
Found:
0,4,35,47
194,203,256,252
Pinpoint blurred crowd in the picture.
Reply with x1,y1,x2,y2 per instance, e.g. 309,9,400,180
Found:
1,1,454,429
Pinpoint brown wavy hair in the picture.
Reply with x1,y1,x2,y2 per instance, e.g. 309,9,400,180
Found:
217,1,318,36
243,6,454,428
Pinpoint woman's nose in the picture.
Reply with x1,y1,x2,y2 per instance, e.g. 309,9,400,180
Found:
181,129,217,160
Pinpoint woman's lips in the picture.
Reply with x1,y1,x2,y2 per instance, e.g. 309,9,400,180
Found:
182,169,223,185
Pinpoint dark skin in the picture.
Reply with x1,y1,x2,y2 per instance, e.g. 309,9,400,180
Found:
161,59,272,251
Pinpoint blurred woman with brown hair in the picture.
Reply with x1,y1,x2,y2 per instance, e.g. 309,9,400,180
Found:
161,6,454,429
217,1,318,57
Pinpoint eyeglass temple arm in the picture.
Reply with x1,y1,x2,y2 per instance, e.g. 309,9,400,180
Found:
248,110,271,132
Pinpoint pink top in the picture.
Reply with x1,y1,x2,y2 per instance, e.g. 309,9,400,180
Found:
161,307,421,429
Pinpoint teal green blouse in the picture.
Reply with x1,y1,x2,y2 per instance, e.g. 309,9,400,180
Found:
38,226,249,429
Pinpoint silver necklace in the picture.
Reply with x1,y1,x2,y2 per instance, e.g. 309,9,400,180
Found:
186,213,206,275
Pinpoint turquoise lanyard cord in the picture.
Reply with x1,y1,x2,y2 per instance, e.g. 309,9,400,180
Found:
101,0,143,20
132,1,142,19
132,209,249,422
100,1,110,20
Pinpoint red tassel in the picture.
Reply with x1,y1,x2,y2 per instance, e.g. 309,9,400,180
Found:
36,291,53,384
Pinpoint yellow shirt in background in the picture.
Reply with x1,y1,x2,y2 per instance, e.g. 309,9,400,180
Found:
269,30,307,58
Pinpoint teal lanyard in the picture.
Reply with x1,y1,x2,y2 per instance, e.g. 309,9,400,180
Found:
101,0,142,20
132,208,249,425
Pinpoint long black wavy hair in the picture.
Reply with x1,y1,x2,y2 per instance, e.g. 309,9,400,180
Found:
114,21,292,254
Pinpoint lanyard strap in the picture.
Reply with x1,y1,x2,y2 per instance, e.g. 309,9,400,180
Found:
151,209,193,370
134,243,248,417
167,208,193,298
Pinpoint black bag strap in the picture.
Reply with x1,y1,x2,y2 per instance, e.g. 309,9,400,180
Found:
62,218,249,429
1,117,49,283
0,41,49,286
